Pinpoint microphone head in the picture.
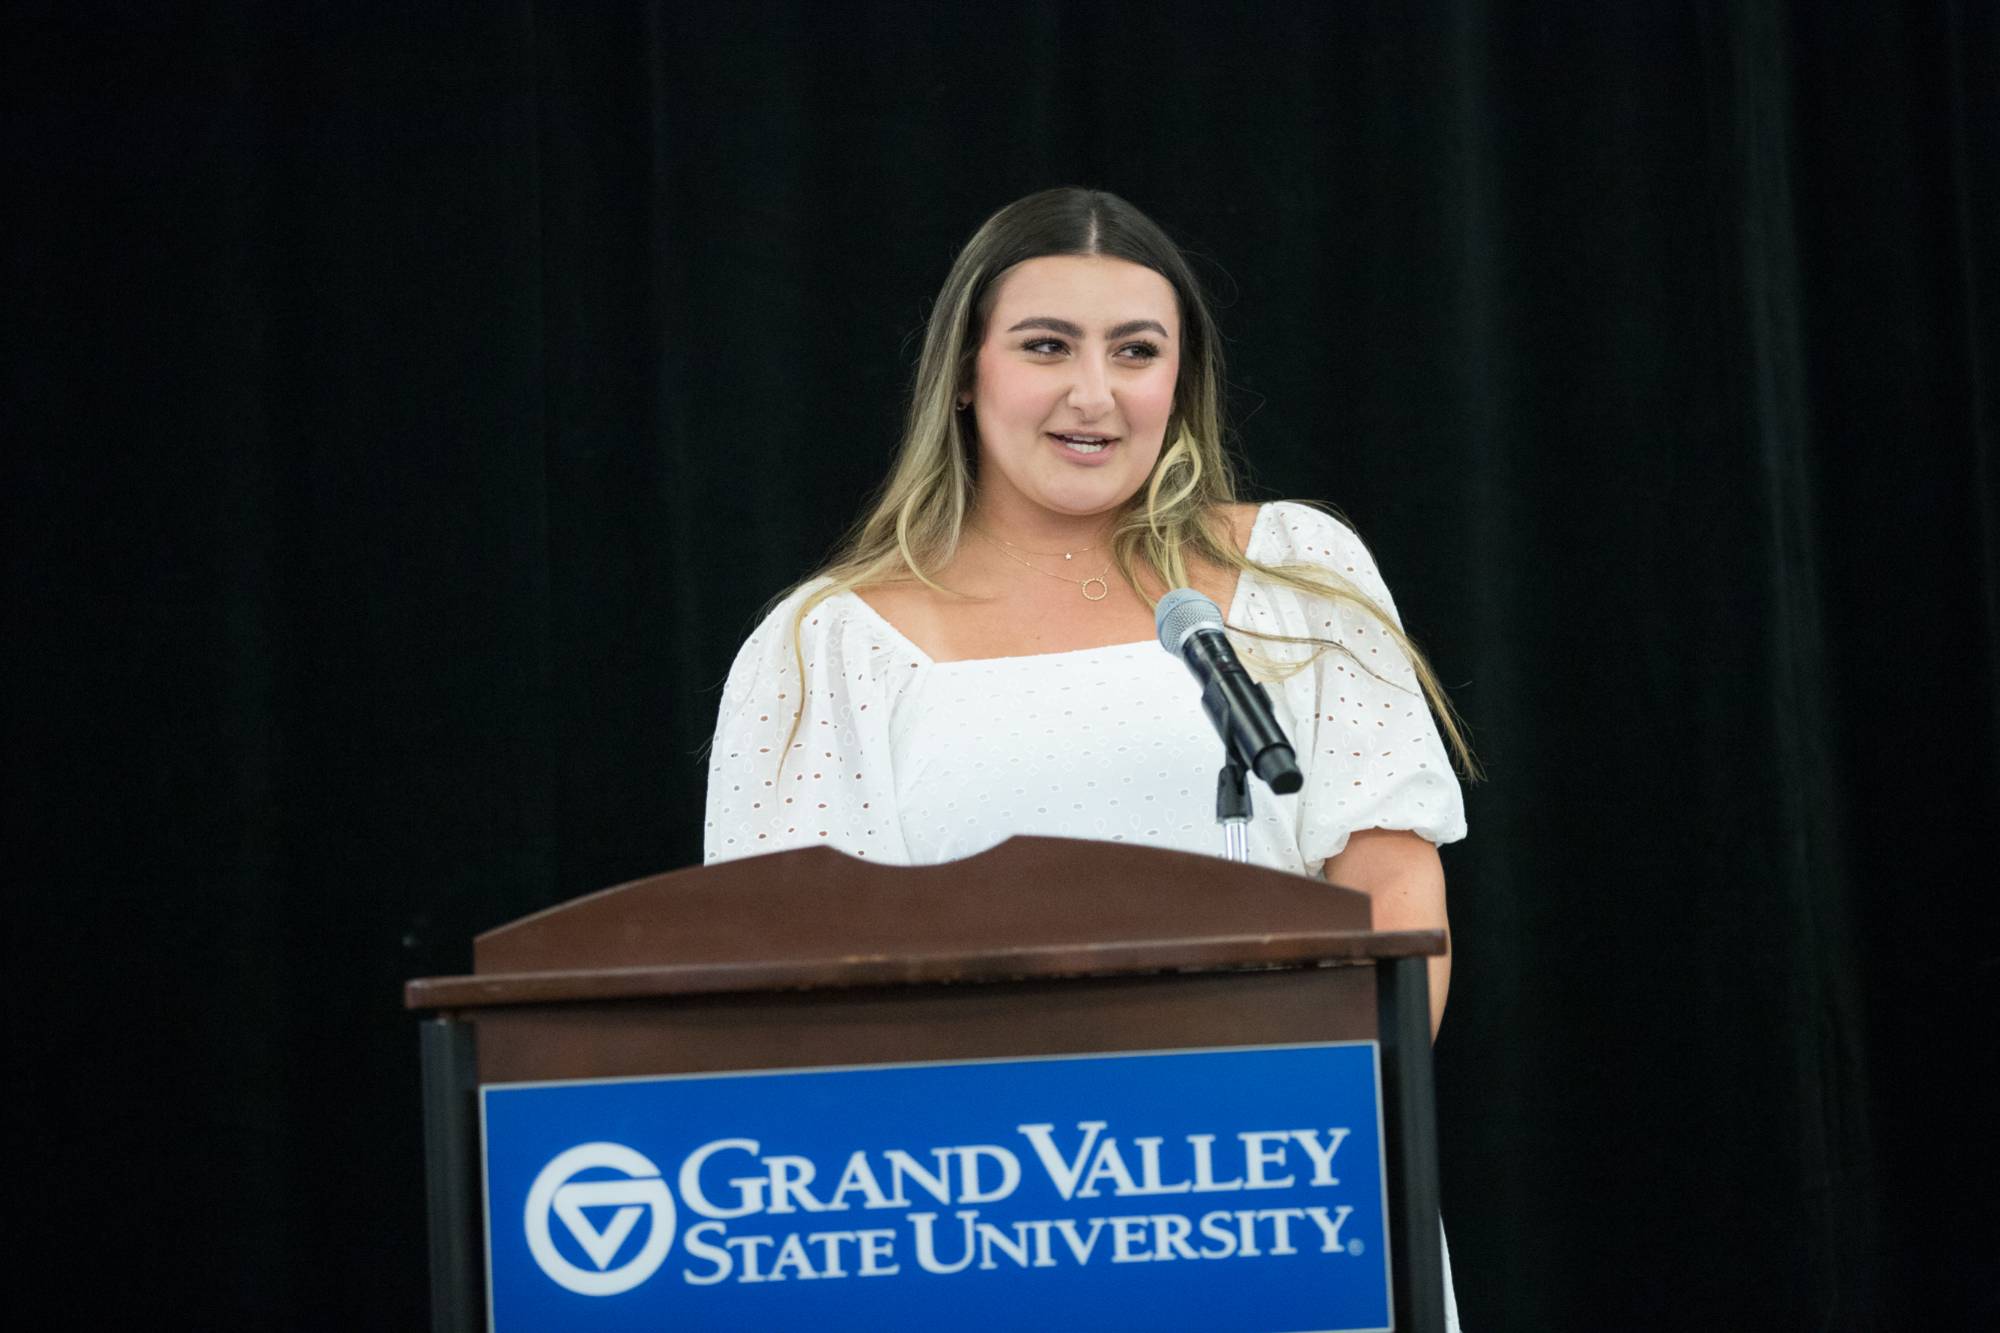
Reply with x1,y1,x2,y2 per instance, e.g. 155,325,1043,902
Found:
1155,587,1225,653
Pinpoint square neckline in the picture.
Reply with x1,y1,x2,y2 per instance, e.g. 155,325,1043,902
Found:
836,503,1274,668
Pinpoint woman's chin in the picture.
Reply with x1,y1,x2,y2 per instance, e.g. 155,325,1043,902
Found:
977,456,1161,521
1027,465,1151,514
1027,486,1138,519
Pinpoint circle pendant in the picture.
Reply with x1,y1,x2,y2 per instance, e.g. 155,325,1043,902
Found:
1081,577,1110,602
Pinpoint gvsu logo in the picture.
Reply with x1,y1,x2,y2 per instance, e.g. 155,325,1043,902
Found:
524,1143,677,1295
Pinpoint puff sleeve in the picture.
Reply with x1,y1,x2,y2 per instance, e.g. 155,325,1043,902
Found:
1240,503,1468,871
703,582,914,864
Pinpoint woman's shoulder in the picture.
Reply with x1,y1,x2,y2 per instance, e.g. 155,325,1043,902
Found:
1231,499,1369,566
731,576,831,653
723,576,915,687
1232,500,1401,625
845,577,944,652
1212,501,1263,556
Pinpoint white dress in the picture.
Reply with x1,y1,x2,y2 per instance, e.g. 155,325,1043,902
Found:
703,500,1467,1327
705,501,1465,870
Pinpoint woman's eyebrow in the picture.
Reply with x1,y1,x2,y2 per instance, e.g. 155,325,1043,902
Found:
1005,316,1172,340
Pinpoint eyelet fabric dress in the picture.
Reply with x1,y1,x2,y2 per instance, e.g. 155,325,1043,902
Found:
704,501,1466,871
703,500,1468,1329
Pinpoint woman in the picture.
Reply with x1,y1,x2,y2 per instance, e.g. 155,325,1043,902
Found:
704,187,1472,1322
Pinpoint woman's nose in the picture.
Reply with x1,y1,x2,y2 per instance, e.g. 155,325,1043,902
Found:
1067,356,1113,415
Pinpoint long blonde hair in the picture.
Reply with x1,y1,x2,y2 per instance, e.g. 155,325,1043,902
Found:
781,187,1477,777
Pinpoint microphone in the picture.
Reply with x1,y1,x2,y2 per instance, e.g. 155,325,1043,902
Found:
1155,589,1303,795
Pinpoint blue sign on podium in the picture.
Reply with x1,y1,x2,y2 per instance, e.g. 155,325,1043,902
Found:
481,1042,1392,1332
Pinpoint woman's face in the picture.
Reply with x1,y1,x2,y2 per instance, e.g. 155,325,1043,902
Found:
967,255,1181,524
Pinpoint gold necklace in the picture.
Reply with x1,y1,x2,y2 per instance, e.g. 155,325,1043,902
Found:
992,532,1099,561
974,527,1112,601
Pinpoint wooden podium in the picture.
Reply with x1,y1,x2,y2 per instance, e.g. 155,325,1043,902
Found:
405,836,1447,1331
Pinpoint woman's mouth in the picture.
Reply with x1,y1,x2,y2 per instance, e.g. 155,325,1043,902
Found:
1048,432,1117,458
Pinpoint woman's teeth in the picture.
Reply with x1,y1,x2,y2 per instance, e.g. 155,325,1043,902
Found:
1055,435,1110,453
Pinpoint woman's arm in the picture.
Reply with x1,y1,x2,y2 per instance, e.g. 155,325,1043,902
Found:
1321,828,1451,1040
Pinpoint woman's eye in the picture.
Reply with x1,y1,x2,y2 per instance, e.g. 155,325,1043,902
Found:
1021,338,1161,361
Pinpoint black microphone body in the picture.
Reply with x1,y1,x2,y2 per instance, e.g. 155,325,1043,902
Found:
1156,590,1304,795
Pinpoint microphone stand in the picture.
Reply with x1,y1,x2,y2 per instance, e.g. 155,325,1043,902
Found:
1155,588,1301,865
1216,754,1251,862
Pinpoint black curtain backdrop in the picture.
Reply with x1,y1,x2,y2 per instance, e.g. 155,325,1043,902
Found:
8,3,1995,1329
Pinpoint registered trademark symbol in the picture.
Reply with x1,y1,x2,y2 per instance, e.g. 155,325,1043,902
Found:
1347,1239,1365,1256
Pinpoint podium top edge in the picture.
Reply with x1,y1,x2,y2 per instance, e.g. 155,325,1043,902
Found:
404,928,1447,1013
453,837,1388,984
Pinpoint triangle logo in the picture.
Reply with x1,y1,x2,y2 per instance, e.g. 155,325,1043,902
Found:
553,1181,652,1270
